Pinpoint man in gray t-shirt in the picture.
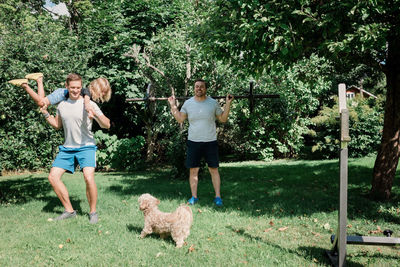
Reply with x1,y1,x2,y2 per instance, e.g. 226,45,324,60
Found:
168,79,233,207
40,73,110,223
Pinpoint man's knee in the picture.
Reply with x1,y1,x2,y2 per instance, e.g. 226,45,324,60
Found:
83,167,95,184
208,167,219,174
189,168,200,176
48,174,57,184
48,168,63,183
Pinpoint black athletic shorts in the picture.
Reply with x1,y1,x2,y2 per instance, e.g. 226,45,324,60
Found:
186,140,219,168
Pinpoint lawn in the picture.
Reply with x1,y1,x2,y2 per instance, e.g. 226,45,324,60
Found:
1,157,400,266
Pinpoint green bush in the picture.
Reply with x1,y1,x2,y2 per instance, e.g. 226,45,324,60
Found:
0,106,63,173
305,95,383,159
163,130,188,179
94,130,145,171
94,130,118,169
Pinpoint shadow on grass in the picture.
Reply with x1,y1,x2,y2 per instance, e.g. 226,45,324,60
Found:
126,224,142,234
103,160,400,224
226,225,364,267
126,224,176,245
41,196,83,214
0,174,84,214
0,175,51,205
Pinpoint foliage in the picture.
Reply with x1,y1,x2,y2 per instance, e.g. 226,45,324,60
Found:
306,96,384,159
219,55,333,160
94,130,145,171
110,136,146,171
94,130,118,169
192,0,395,74
163,129,188,179
78,0,190,138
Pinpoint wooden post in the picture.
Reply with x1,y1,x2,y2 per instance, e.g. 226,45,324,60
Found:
328,83,400,264
338,115,348,267
338,83,349,267
327,83,350,267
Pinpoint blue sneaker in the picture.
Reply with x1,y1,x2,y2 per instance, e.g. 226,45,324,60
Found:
214,197,223,207
187,196,198,205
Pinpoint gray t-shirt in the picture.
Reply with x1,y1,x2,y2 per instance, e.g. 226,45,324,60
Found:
56,98,103,148
181,96,223,142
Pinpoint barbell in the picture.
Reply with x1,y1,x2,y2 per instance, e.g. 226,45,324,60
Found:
126,81,280,113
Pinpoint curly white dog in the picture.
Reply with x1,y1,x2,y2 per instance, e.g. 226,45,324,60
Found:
138,193,193,248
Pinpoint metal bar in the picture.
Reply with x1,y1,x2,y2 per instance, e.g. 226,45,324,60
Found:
126,94,280,102
331,235,400,246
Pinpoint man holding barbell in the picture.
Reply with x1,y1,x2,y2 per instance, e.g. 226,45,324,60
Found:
168,79,233,207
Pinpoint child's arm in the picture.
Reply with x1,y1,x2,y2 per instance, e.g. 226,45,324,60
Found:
90,102,110,129
94,113,111,129
84,95,95,119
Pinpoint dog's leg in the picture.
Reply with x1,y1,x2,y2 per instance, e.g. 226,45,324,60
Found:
175,239,184,248
140,224,152,238
171,231,185,248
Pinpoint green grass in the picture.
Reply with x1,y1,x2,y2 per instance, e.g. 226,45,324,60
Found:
1,157,400,266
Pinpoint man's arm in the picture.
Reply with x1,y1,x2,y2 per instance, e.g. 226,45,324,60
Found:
216,94,234,123
40,105,62,129
168,96,187,123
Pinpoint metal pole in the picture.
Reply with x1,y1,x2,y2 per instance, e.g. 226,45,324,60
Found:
126,94,279,102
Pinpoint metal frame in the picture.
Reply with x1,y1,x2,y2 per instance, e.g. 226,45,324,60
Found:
126,81,280,113
326,84,400,267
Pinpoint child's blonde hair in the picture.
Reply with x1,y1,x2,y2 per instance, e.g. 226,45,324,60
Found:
89,77,111,103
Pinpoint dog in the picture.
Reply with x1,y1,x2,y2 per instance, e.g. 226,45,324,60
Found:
138,193,193,248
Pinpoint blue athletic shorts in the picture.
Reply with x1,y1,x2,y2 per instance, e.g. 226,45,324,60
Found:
52,145,97,173
186,140,219,168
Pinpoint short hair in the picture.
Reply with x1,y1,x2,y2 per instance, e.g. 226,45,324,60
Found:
89,77,112,103
66,73,82,85
194,79,207,89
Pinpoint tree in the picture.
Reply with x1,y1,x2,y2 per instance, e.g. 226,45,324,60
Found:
193,0,400,200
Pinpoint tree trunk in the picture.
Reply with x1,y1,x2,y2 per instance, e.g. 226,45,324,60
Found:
144,81,158,162
145,124,158,162
184,44,191,97
370,38,400,200
65,1,80,33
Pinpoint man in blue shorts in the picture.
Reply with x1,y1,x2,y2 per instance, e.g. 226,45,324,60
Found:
40,73,110,223
168,79,233,206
